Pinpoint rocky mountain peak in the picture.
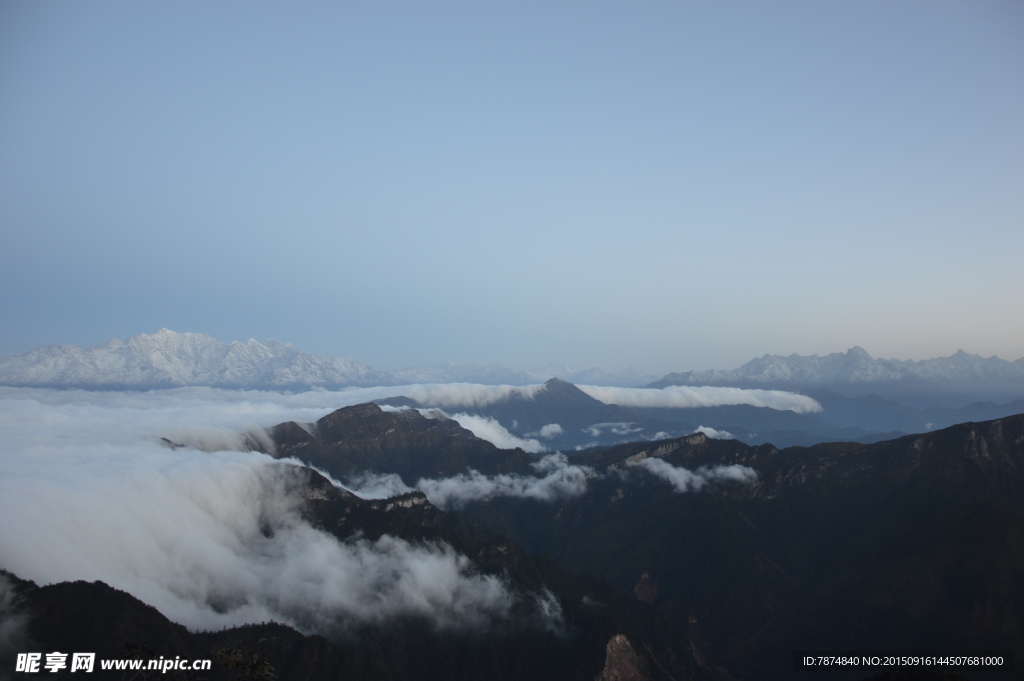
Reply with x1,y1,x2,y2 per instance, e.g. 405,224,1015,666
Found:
846,346,873,360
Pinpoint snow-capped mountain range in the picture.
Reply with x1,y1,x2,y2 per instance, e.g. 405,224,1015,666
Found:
650,346,1024,402
2,331,1022,400
0,329,396,390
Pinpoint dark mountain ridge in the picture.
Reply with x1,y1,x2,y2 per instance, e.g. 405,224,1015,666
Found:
453,414,1024,680
269,403,538,485
256,401,1024,679
1,463,704,681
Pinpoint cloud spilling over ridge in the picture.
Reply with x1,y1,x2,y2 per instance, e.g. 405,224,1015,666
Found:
4,381,821,422
693,426,735,440
344,454,592,511
343,471,415,500
446,412,545,453
367,381,820,415
381,405,546,452
577,385,822,413
628,457,758,493
0,388,528,634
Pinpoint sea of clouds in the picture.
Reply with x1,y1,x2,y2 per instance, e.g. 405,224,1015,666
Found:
0,388,531,635
365,381,822,414
576,385,822,413
0,384,765,636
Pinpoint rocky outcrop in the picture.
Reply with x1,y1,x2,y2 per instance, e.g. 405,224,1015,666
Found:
595,634,651,681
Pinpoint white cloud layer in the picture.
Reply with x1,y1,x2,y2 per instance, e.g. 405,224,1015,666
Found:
372,381,821,415
0,388,530,634
0,384,549,455
0,381,820,425
628,457,758,493
577,385,823,413
344,454,592,511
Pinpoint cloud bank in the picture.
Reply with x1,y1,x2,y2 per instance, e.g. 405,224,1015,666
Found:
0,388,530,634
385,382,821,414
577,385,823,413
380,405,546,452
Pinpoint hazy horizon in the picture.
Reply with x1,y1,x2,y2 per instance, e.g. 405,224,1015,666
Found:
2,2,1022,373
3,327,1024,378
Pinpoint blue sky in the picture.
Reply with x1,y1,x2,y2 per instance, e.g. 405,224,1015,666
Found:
1,1,1022,374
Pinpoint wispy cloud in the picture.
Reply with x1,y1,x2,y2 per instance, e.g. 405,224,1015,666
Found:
445,412,545,453
344,454,592,511
627,457,758,493
583,422,642,438
577,385,822,413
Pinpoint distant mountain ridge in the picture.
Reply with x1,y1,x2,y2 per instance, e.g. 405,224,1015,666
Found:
650,346,1024,405
5,332,1022,400
457,413,1024,679
0,328,396,390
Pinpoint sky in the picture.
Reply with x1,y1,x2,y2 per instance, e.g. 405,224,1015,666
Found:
1,1,1022,375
